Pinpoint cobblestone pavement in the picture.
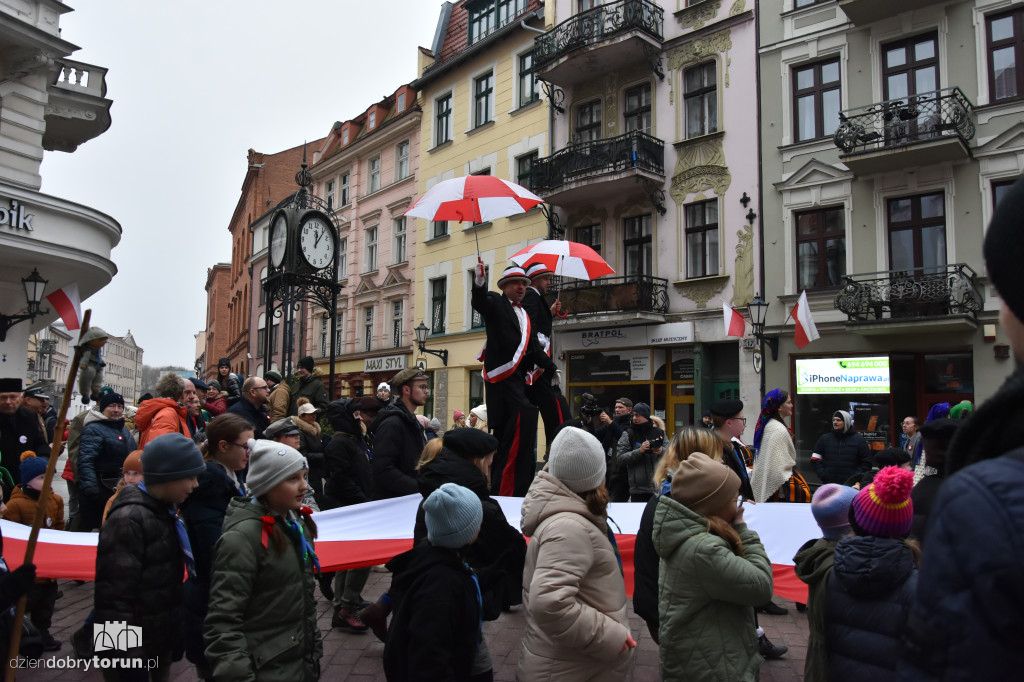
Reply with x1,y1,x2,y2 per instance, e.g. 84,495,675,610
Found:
18,568,808,681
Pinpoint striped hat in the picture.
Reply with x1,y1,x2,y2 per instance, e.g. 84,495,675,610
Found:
811,484,857,540
525,262,554,279
850,466,914,538
497,266,529,287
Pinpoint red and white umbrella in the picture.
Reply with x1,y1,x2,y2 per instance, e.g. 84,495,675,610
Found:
405,175,543,223
510,240,615,281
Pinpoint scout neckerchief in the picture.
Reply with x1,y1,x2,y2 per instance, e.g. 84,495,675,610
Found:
138,481,196,579
258,504,320,574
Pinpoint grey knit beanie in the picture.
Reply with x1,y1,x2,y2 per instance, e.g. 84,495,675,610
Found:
548,427,606,493
142,433,206,486
246,438,308,499
424,483,483,549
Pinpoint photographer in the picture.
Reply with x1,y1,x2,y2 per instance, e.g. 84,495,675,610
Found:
615,403,665,503
554,394,614,447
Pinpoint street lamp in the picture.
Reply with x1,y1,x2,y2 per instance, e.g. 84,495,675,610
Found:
414,321,449,366
747,292,779,362
0,268,49,342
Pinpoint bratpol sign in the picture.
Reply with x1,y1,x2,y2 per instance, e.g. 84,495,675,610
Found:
795,356,890,395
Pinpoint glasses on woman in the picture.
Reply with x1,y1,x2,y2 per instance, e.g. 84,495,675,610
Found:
730,417,747,425
232,441,250,453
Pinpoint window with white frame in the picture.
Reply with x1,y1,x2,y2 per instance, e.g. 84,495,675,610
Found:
397,92,406,112
365,227,378,271
363,306,374,352
335,313,344,355
519,51,540,107
342,128,349,145
432,220,448,240
469,266,489,328
320,315,329,357
257,313,266,357
436,93,453,145
369,111,376,129
396,140,410,180
431,277,447,334
260,267,268,304
469,0,528,45
326,180,335,209
684,62,718,138
369,156,381,193
392,300,404,348
474,72,494,127
393,217,407,263
685,200,719,278
338,237,347,279
340,171,350,206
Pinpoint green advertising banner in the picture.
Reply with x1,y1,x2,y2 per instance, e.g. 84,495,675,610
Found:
795,356,890,394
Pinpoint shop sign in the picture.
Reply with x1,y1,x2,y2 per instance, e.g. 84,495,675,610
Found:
795,356,890,394
567,348,651,382
364,354,407,373
561,322,693,351
0,199,34,231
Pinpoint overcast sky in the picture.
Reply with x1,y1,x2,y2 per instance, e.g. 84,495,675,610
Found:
40,1,443,367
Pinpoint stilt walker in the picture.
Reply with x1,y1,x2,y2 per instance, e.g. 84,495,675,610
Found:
521,262,570,450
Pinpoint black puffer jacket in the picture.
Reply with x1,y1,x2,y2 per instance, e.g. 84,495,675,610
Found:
811,412,871,484
631,494,661,637
383,543,483,682
95,484,186,660
370,402,425,499
324,399,373,507
825,535,917,681
78,417,137,500
413,447,526,619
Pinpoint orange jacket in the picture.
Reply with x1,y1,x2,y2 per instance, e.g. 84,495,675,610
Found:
135,398,189,447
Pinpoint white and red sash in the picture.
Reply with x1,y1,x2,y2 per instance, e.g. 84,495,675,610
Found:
480,303,531,383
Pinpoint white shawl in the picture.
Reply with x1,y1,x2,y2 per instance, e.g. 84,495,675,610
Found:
750,419,796,503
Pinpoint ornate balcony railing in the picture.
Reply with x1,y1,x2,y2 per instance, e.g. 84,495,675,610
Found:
534,0,664,70
549,274,669,317
833,263,982,322
833,87,974,155
534,130,664,194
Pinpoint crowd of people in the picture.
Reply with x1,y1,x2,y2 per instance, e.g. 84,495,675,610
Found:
1,186,1024,679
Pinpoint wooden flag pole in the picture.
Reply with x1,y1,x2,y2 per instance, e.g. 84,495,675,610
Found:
6,310,92,679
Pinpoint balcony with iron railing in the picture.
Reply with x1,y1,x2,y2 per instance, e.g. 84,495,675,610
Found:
838,0,933,26
548,274,669,319
833,263,983,333
533,130,665,205
43,58,113,153
534,0,664,87
832,87,975,175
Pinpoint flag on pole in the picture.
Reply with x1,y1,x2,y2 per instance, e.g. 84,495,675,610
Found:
723,302,746,338
792,290,820,349
45,282,82,331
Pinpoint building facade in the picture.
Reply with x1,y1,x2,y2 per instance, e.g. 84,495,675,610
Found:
0,1,119,378
536,0,760,436
297,84,421,397
27,323,72,402
758,0,1016,476
102,330,143,404
203,263,231,382
411,0,553,432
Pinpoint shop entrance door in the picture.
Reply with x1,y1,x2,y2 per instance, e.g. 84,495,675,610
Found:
668,397,694,436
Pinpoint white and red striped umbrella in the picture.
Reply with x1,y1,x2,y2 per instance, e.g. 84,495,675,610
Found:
405,175,543,223
510,239,615,281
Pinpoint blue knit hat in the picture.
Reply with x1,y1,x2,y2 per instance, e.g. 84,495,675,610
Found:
811,484,858,540
424,483,482,549
19,452,47,485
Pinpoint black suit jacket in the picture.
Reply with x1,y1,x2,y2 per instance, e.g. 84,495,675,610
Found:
471,282,555,379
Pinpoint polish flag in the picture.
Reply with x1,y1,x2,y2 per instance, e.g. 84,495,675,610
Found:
792,290,820,349
45,282,82,331
723,302,746,337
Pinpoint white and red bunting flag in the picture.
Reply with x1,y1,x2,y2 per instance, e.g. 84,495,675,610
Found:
792,290,821,349
45,282,82,331
723,301,746,338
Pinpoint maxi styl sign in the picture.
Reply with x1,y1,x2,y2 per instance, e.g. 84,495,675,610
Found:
364,354,408,373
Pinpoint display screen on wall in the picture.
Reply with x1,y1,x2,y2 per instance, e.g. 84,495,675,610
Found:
795,356,890,394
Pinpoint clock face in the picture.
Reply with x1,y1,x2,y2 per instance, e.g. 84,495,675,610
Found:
270,214,288,268
299,214,335,270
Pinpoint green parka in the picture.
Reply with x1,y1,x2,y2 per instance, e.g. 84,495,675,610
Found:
652,495,773,682
793,536,838,682
204,498,322,682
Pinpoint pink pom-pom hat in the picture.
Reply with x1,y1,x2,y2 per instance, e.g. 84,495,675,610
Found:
850,466,914,538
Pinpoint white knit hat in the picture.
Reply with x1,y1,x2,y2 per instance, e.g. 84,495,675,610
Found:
548,427,606,493
424,483,483,549
470,404,487,423
246,438,308,499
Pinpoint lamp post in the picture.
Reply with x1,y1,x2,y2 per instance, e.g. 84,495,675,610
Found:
0,268,49,342
414,321,449,366
746,292,779,362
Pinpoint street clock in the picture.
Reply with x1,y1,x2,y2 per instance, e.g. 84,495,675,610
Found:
299,210,335,270
269,211,288,268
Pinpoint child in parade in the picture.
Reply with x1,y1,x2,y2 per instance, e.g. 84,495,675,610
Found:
2,452,64,651
204,439,322,681
794,483,858,682
383,482,490,681
94,432,206,680
653,452,774,682
101,449,143,524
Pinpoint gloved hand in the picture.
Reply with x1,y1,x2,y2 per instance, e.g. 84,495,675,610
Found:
474,259,486,288
0,564,37,607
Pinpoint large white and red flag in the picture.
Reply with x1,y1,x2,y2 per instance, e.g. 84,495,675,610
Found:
723,301,746,338
1,495,817,603
792,290,820,349
45,282,82,331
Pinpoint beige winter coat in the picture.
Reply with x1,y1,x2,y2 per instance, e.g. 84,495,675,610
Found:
517,469,633,682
